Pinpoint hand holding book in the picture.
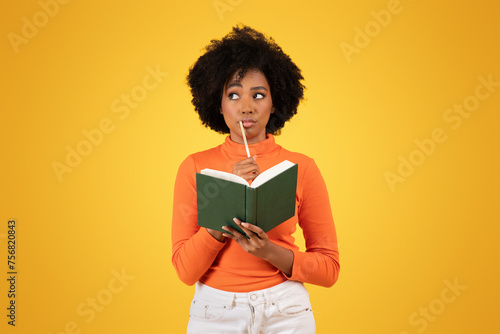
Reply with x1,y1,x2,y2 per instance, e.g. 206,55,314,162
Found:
222,217,294,276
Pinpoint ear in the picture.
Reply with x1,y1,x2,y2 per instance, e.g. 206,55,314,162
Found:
271,106,275,113
220,107,223,114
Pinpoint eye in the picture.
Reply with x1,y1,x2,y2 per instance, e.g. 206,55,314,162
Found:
228,93,239,100
254,93,265,99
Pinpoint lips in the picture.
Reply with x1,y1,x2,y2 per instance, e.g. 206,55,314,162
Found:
240,118,256,128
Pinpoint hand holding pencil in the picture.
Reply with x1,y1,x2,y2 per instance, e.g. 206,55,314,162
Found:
232,121,260,182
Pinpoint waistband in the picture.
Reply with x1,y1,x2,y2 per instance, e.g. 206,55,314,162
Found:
194,280,307,307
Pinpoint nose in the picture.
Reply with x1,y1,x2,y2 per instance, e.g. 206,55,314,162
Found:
240,95,254,114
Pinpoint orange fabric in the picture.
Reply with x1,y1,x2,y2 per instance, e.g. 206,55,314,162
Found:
171,134,340,292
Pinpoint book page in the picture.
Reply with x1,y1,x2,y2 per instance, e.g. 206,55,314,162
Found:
250,160,295,188
200,168,249,186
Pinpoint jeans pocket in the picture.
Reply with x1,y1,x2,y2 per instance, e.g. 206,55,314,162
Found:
189,299,227,321
275,293,313,317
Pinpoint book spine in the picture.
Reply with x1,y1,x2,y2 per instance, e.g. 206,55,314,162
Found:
245,187,258,225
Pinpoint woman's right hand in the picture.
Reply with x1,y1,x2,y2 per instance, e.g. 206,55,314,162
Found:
233,155,260,182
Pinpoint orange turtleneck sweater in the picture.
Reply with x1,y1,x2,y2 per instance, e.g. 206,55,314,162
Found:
171,134,340,292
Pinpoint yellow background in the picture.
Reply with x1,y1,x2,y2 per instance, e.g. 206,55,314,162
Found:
1,0,499,333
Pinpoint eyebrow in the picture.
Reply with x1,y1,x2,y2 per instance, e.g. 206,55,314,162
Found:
226,83,268,91
250,86,268,91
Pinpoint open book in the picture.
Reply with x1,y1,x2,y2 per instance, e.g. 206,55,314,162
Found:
196,160,298,235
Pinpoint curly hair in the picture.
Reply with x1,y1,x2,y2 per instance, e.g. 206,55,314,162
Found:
187,25,305,135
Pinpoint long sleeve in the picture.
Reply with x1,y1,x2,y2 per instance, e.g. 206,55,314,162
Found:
171,155,226,286
287,159,340,287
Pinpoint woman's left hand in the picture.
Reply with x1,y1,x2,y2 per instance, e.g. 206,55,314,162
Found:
222,218,294,276
222,218,272,260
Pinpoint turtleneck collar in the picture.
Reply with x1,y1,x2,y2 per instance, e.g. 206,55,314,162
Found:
221,133,281,159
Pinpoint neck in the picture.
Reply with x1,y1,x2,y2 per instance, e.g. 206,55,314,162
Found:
230,132,267,145
222,134,279,160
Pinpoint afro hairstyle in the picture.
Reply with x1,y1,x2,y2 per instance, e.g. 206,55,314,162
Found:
186,25,305,135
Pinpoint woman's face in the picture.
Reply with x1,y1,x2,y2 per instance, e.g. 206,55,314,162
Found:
221,69,274,145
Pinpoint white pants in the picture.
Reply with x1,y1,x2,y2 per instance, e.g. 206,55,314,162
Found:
187,280,316,334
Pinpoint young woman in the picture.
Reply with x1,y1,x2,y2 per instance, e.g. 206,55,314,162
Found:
172,25,340,334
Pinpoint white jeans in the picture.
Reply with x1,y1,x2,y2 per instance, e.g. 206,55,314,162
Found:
187,280,316,334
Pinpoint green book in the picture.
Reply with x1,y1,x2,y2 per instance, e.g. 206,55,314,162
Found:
196,160,298,236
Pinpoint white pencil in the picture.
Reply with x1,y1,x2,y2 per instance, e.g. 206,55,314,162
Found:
239,121,251,158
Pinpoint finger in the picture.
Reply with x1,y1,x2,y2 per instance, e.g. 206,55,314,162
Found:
233,158,260,171
233,219,262,240
233,168,260,181
234,157,258,166
233,164,257,173
222,225,248,242
240,222,267,240
234,165,260,175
